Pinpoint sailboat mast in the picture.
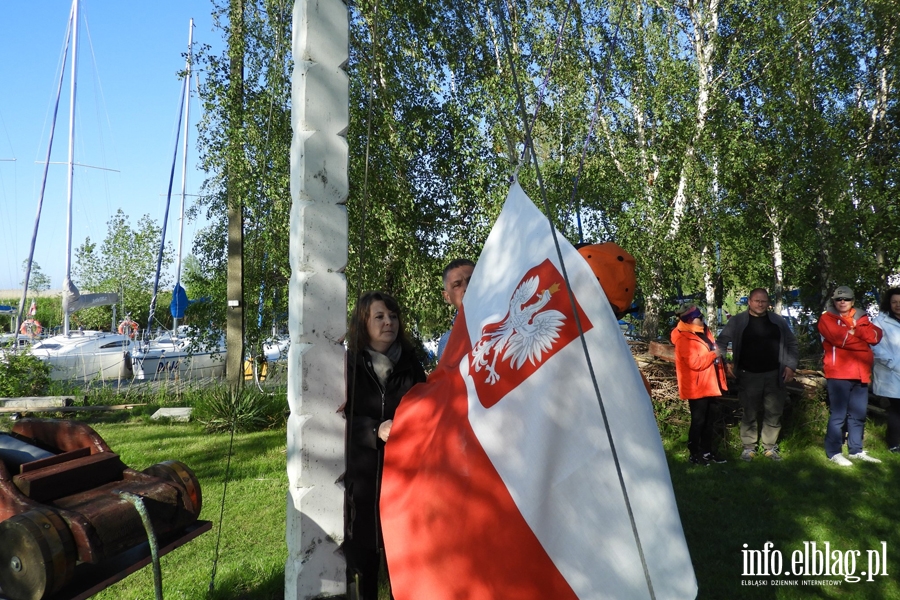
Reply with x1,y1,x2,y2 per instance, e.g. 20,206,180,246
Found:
173,19,194,332
63,0,80,336
16,5,74,332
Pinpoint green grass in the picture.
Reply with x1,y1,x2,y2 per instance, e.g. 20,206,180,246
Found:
668,443,900,598
85,421,288,600
665,395,900,599
46,379,258,409
8,389,898,599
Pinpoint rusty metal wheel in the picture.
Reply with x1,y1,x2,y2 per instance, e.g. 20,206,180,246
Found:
144,460,202,516
0,508,76,600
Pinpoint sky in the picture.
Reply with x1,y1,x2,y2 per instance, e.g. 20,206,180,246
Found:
0,0,225,293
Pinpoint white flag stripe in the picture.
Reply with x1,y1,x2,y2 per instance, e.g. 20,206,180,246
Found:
462,182,696,600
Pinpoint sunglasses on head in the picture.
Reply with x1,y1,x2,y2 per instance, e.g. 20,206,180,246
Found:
834,297,853,302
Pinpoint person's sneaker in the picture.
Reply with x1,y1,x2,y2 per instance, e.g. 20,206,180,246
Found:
848,451,882,463
689,454,710,466
763,447,782,461
829,454,853,467
703,452,727,464
740,448,757,462
889,446,900,454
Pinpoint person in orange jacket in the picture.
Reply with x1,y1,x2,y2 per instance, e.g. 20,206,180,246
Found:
818,285,883,466
671,304,728,465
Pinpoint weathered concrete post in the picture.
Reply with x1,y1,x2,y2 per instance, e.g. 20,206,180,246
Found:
285,0,348,598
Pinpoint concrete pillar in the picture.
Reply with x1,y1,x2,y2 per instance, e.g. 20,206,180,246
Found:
285,0,348,598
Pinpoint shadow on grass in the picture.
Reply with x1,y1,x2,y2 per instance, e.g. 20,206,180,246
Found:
669,443,900,599
74,419,287,484
207,567,286,600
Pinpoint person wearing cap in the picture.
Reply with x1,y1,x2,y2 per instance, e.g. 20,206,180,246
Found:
436,259,476,360
670,304,728,465
716,288,799,462
576,242,652,395
818,285,883,466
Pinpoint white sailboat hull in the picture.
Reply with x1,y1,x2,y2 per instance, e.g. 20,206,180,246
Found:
29,331,134,382
132,337,225,380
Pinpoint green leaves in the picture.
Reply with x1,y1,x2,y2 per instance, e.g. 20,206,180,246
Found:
72,209,173,330
190,0,293,357
0,351,51,397
21,260,51,293
193,385,287,433
188,0,900,346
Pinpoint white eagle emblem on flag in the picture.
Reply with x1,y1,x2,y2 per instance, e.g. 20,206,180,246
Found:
470,274,566,384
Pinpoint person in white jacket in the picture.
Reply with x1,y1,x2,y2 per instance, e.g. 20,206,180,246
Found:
873,287,900,453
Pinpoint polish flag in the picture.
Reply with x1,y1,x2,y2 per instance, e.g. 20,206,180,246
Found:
28,299,37,317
381,182,696,600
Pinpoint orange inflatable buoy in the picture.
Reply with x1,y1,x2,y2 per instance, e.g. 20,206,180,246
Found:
20,319,42,337
117,319,139,339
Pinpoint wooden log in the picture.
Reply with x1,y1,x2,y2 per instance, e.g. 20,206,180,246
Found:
649,340,675,363
20,447,92,474
0,396,83,408
0,404,145,414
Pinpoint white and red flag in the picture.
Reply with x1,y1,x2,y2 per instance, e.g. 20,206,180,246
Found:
28,299,36,317
381,182,696,600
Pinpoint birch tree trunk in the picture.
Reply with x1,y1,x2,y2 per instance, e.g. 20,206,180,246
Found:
815,196,833,312
702,243,717,331
771,222,784,315
667,0,719,238
641,259,664,340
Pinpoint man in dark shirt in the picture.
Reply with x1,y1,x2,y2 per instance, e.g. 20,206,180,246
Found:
717,288,799,461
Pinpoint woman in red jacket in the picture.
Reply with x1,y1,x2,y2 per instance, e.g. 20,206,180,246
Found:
671,304,728,465
818,286,883,466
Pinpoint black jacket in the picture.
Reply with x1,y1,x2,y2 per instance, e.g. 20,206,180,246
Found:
716,310,799,388
345,346,426,498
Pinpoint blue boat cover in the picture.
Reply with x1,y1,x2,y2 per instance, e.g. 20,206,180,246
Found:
170,283,189,319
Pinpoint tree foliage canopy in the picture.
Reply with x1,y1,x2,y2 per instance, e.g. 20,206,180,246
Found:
21,260,51,293
191,0,293,355
72,209,173,331
188,0,900,343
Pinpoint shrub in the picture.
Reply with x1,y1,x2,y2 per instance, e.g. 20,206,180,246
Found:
193,385,288,433
0,351,51,397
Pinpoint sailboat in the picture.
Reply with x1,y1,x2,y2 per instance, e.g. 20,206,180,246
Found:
23,0,134,382
131,20,226,381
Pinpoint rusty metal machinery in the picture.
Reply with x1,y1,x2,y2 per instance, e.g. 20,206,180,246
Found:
0,508,76,600
0,419,208,600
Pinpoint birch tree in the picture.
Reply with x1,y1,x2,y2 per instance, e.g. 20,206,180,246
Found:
192,0,293,355
188,0,900,342
72,210,172,329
